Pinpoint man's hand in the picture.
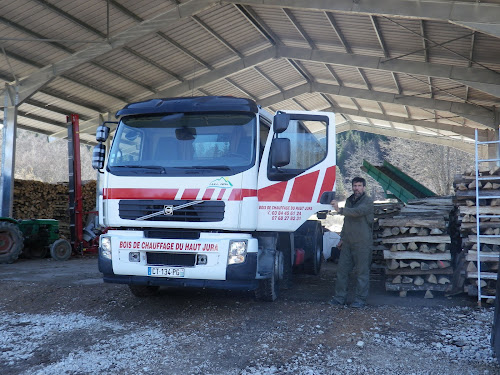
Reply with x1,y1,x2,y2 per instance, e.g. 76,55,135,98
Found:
331,200,339,212
337,239,342,249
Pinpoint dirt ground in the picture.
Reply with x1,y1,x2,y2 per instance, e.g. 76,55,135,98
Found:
1,256,499,375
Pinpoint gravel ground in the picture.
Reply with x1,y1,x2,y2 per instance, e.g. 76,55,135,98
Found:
1,257,499,375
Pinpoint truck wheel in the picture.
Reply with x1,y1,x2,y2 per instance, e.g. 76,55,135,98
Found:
129,285,160,297
0,221,24,264
255,251,282,302
304,221,323,275
50,239,72,261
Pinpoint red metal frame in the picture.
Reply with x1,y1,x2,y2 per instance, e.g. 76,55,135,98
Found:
67,114,99,254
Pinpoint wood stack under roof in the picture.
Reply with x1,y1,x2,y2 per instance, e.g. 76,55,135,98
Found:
454,166,500,301
13,179,97,239
377,197,458,297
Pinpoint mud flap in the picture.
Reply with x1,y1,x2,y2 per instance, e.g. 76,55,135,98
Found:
256,235,278,279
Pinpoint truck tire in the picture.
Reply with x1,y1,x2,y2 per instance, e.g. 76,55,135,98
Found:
255,251,282,302
0,221,24,264
303,221,323,275
129,285,160,297
50,239,72,261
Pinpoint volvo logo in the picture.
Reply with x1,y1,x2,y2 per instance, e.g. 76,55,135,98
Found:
136,200,204,221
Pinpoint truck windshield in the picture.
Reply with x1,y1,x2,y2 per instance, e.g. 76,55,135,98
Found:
107,113,256,176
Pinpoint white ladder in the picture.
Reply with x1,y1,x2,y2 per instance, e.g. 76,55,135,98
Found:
474,128,500,306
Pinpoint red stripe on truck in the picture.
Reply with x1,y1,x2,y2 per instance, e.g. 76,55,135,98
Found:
103,188,178,200
257,181,287,202
181,189,200,200
288,170,319,202
317,166,336,202
228,189,258,201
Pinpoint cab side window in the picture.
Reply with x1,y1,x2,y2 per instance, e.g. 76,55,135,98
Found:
268,117,327,181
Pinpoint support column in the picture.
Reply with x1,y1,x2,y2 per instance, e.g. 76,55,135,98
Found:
488,109,500,166
1,86,18,217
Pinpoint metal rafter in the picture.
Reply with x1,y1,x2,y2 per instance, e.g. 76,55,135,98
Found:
225,77,256,99
234,4,277,46
282,8,316,49
358,68,372,90
223,0,500,24
191,15,243,58
324,12,351,54
1,47,128,105
108,0,212,72
325,64,343,86
254,66,282,92
465,31,477,101
384,17,499,75
420,20,434,99
258,82,495,127
287,59,312,83
276,46,500,98
370,15,389,58
16,0,216,103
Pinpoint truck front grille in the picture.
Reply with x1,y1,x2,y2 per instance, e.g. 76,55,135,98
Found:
146,252,196,266
119,200,225,222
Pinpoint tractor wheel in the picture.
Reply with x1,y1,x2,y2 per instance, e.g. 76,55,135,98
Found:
0,221,24,264
129,285,160,297
50,239,72,261
303,221,324,275
23,246,48,259
255,251,283,302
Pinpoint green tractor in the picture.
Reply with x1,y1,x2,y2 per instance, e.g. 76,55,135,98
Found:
0,218,72,264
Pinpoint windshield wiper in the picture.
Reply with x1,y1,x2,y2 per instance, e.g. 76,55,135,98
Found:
112,165,166,173
180,165,231,170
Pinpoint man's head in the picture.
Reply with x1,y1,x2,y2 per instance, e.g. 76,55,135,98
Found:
351,176,366,198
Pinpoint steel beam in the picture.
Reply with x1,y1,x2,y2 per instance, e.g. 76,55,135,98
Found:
258,82,495,127
337,120,476,154
16,0,217,104
1,87,18,217
276,46,500,98
223,1,500,24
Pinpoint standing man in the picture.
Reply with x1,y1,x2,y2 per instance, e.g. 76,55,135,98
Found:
329,176,374,308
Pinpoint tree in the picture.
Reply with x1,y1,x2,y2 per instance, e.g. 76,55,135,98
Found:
0,129,95,183
380,137,474,195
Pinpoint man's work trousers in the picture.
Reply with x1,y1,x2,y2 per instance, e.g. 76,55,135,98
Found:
334,241,372,304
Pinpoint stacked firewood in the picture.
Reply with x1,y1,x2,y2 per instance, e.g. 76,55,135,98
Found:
378,197,457,297
372,202,402,273
454,165,500,300
13,179,97,239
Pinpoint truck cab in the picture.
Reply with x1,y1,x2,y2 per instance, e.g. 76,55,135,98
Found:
93,96,336,300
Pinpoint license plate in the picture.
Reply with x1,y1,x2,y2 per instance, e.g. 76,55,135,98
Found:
148,267,185,278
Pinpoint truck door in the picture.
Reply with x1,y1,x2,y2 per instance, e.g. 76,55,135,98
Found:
256,110,336,231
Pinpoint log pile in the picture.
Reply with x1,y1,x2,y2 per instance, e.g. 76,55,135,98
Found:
454,166,500,300
13,179,97,239
372,202,402,273
378,197,457,297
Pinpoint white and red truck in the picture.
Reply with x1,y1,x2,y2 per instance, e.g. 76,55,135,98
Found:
92,96,338,300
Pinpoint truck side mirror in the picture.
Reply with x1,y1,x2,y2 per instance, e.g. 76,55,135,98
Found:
270,138,290,167
273,112,290,134
96,124,111,142
92,144,106,170
319,191,335,204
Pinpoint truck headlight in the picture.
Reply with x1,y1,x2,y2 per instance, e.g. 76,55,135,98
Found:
100,236,112,259
228,240,247,265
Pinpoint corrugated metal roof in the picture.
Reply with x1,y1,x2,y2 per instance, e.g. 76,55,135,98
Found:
0,0,498,148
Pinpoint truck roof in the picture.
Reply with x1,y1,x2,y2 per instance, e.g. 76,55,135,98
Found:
116,96,259,117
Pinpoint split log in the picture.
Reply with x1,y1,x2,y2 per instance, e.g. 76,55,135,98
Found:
426,274,437,284
414,276,424,286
